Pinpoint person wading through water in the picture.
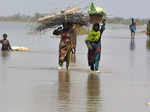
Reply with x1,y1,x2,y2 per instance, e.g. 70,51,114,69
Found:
129,18,136,39
53,22,73,70
0,33,12,51
85,20,105,72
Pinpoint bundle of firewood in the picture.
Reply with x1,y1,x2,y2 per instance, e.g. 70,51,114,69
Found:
36,8,89,31
36,13,89,31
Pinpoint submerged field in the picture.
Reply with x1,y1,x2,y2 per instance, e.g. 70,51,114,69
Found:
0,22,150,112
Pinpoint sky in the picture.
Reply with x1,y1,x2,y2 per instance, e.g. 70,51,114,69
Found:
0,0,150,18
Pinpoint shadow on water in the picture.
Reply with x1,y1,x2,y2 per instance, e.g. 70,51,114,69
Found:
130,39,135,51
87,74,102,112
57,71,71,112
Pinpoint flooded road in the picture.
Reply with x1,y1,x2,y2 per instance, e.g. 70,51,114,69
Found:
0,22,150,112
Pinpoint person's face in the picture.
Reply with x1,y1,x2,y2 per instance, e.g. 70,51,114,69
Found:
93,25,99,32
3,36,7,40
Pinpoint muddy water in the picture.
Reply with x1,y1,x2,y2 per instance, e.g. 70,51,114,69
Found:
0,22,150,112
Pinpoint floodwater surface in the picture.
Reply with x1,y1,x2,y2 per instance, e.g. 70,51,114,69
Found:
0,22,150,112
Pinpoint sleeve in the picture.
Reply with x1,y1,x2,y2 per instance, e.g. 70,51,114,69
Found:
85,30,100,42
53,27,63,35
95,31,101,41
85,31,93,41
100,24,105,34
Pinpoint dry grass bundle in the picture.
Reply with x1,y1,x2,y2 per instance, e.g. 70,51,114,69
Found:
36,13,89,31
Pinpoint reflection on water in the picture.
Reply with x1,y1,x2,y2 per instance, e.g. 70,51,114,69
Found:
1,51,10,59
1,22,150,112
0,51,9,83
129,39,136,68
70,54,76,64
57,71,70,112
87,74,102,112
130,39,135,51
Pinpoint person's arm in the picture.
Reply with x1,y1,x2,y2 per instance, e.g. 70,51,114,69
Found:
85,31,93,41
85,31,93,50
0,40,2,43
100,24,105,34
53,27,63,35
100,19,106,34
94,31,101,41
85,30,100,42
8,41,13,51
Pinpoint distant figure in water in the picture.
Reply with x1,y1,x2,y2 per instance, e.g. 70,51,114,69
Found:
53,22,73,70
129,18,136,39
85,20,105,72
146,20,150,39
0,33,12,51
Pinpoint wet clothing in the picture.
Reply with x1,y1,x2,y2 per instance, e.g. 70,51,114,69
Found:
53,27,72,69
59,33,72,68
129,21,136,39
129,22,136,33
0,39,12,51
85,24,105,71
87,42,101,71
85,30,101,42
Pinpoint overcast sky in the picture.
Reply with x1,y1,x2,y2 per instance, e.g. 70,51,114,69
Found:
0,0,150,18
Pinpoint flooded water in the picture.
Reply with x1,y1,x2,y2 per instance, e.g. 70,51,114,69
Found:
0,22,150,112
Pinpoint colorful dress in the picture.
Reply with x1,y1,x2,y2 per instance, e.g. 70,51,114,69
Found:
53,26,73,69
85,23,105,71
59,33,72,69
85,29,101,71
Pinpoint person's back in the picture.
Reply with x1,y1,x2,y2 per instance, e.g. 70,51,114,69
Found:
0,33,12,51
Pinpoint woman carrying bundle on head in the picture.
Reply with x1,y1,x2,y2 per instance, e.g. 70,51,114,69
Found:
85,22,105,72
53,22,73,70
85,2,106,72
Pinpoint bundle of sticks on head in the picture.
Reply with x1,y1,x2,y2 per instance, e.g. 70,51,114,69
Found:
36,8,89,31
